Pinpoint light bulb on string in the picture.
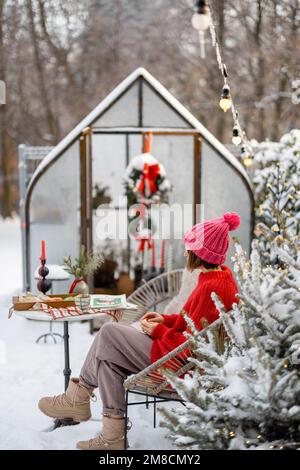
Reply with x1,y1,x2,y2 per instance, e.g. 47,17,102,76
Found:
232,126,241,146
191,0,210,31
241,145,253,167
219,84,232,112
191,1,210,59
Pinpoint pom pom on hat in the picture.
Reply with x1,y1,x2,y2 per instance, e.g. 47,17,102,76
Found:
223,212,240,231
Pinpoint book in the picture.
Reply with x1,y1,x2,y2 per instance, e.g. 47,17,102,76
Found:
89,294,127,310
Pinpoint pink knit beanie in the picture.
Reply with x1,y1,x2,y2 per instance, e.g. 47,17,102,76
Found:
183,212,240,265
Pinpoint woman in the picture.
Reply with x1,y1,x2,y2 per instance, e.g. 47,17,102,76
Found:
38,212,240,450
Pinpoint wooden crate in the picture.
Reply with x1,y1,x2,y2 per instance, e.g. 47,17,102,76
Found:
12,293,79,311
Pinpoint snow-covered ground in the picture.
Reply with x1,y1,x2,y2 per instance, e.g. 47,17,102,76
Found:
0,217,176,450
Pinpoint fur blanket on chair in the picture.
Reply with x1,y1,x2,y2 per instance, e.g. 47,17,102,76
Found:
163,268,200,314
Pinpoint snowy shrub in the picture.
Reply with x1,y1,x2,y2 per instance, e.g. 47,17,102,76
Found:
252,129,300,264
160,240,300,450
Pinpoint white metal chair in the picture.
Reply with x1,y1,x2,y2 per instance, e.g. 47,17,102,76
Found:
123,317,225,450
120,270,226,449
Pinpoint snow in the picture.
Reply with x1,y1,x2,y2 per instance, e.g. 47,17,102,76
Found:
124,152,165,176
0,217,176,450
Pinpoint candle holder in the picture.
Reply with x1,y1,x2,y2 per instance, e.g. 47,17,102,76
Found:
35,258,64,345
37,259,52,295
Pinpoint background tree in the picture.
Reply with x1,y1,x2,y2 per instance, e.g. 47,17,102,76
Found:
0,0,300,217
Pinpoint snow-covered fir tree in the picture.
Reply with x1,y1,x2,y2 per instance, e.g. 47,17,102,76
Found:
160,239,300,450
252,129,300,264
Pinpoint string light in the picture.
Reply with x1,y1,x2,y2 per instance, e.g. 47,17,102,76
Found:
232,125,242,146
219,84,232,112
192,1,210,30
271,224,280,232
191,1,210,58
204,1,254,159
241,146,253,167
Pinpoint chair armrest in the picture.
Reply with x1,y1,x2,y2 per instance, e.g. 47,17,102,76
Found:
124,317,222,390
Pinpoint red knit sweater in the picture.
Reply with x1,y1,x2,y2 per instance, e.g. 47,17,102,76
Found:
150,265,238,364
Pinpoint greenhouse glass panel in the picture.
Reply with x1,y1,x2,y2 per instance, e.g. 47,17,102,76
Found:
28,143,80,292
92,134,127,207
92,133,128,274
92,83,139,128
142,82,191,128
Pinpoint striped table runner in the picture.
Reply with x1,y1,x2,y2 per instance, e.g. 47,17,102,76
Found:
30,302,123,322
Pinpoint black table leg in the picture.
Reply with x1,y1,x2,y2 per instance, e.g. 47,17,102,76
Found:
52,321,78,429
63,321,71,391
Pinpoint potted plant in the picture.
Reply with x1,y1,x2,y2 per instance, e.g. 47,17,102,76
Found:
63,245,103,294
92,183,112,210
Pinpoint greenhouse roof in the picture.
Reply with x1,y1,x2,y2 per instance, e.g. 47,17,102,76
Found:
27,67,251,193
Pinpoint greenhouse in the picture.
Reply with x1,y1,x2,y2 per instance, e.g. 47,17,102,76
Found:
23,67,254,293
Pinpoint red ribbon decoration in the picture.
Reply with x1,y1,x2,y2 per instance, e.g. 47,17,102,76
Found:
137,237,153,253
69,277,83,293
137,163,160,195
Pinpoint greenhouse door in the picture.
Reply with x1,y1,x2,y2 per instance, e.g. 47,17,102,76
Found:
87,129,202,281
79,127,93,275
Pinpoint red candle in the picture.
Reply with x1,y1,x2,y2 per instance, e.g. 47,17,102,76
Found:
160,239,165,269
40,240,46,260
151,239,156,269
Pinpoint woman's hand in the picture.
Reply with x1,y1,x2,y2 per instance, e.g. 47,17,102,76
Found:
141,319,160,336
140,312,164,323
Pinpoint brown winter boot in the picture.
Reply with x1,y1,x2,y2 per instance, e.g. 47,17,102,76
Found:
38,378,94,422
76,415,132,450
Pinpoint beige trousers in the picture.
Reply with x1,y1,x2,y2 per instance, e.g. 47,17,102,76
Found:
80,322,152,416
